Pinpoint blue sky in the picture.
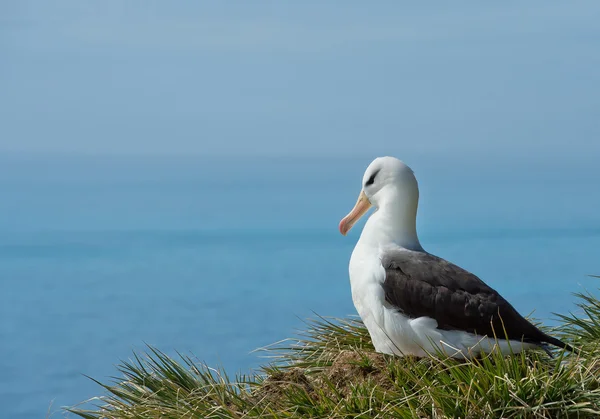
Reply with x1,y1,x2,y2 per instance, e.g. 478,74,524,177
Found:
2,1,599,160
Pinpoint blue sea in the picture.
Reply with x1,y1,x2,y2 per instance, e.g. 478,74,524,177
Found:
1,153,599,418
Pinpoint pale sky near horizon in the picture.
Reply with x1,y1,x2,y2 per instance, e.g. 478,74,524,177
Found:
2,1,599,161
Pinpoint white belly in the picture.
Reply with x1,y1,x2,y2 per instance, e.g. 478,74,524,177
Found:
348,243,535,359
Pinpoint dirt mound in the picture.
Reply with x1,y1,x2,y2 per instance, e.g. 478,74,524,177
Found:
254,367,314,404
253,350,395,407
325,350,392,392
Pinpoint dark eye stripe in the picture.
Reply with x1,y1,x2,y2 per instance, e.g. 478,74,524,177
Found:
365,170,380,186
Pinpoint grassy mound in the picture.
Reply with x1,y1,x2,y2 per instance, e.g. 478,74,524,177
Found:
70,289,600,418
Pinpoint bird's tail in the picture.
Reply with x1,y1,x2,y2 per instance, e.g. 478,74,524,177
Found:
542,334,575,354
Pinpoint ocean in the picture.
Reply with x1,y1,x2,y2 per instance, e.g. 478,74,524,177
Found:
1,153,599,418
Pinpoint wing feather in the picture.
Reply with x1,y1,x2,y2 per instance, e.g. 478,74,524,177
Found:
381,250,554,345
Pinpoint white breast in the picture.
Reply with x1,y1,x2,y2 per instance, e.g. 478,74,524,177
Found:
348,240,426,356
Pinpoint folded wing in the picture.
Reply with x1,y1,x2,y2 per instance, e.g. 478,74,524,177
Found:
381,250,571,350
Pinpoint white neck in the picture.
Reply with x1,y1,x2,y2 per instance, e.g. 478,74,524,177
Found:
358,190,423,251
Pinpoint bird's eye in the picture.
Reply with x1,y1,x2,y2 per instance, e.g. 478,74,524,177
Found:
365,170,379,187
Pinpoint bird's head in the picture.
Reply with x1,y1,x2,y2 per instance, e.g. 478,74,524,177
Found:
339,156,419,236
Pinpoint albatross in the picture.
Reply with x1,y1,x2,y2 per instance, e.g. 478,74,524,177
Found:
339,156,572,359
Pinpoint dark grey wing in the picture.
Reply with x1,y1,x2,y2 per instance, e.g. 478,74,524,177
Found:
381,250,569,349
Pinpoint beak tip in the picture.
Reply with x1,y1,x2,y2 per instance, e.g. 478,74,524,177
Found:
338,221,346,236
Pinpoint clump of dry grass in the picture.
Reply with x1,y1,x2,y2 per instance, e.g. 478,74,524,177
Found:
70,289,600,419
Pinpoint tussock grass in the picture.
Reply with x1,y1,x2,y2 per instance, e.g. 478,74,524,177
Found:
70,290,600,418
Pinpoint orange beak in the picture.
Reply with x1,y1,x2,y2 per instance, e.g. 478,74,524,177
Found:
339,191,372,236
